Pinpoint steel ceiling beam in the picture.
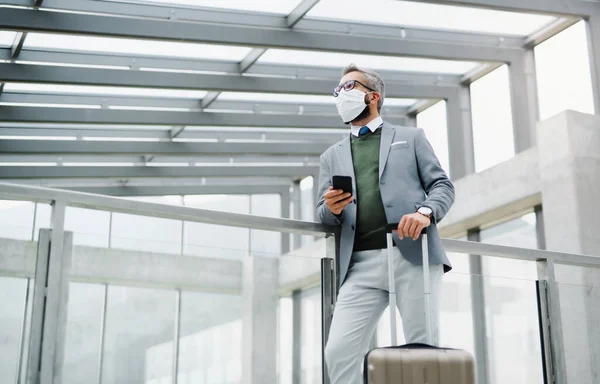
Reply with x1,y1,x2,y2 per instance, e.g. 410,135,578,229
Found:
0,127,349,142
0,7,521,62
0,93,408,116
0,166,320,179
0,63,454,99
0,140,332,156
0,107,345,127
0,48,463,86
287,0,321,28
3,0,527,48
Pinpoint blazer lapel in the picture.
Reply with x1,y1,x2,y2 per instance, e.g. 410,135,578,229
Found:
379,122,395,179
337,136,357,191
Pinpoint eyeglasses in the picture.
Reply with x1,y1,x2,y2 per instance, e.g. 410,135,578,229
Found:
333,79,376,97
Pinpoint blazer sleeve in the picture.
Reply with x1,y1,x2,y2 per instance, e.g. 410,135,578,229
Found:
315,153,343,226
414,128,455,224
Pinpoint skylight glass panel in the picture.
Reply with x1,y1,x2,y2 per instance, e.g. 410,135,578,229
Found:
384,98,417,107
258,49,477,74
4,83,207,99
218,92,334,104
136,0,302,14
0,31,17,48
307,0,556,36
24,33,252,61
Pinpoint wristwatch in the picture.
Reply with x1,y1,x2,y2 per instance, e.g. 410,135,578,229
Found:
417,206,433,220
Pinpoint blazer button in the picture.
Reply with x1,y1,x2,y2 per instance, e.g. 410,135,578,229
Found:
380,180,386,185
351,225,355,230
353,199,357,204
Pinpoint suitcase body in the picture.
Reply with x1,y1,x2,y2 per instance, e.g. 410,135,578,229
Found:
363,225,476,384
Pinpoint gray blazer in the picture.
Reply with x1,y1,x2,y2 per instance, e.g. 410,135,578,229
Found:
316,121,455,288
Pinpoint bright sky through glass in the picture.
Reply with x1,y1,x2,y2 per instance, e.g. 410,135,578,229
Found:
258,49,477,74
416,101,449,177
24,33,252,61
308,0,556,36
4,83,207,99
137,0,302,14
535,21,595,120
0,31,17,47
470,65,515,173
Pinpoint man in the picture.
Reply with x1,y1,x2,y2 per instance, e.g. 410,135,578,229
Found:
316,64,455,384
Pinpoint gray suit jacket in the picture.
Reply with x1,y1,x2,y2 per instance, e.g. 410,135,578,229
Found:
316,121,455,288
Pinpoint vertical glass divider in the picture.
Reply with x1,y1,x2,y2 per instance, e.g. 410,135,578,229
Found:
172,288,181,384
536,258,567,384
16,278,31,384
96,284,108,384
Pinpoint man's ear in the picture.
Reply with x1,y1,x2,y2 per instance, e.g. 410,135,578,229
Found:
367,92,380,106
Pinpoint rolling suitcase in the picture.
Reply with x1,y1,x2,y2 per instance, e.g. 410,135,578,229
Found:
363,224,476,384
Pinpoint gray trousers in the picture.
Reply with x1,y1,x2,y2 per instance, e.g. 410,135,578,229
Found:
324,247,443,384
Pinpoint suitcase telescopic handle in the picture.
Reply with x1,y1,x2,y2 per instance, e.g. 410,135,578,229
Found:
385,223,427,235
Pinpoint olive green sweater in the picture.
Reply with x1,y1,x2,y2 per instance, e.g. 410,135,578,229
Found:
351,128,388,251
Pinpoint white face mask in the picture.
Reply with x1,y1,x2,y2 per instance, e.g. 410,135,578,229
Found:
335,88,368,123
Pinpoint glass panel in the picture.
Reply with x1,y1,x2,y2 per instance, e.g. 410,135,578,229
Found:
376,251,476,358
278,296,293,384
535,21,595,121
482,272,542,383
183,195,250,259
65,207,110,247
178,291,243,384
101,285,176,383
4,83,207,99
25,33,252,61
300,289,322,383
0,200,35,241
471,65,515,173
416,101,450,177
137,0,302,14
300,176,314,248
480,213,542,383
0,31,17,48
258,49,478,74
554,264,600,384
250,194,281,258
110,213,183,255
33,203,52,242
62,283,105,384
0,277,28,383
307,0,556,36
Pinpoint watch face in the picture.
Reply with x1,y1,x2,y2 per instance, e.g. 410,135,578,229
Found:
419,207,432,216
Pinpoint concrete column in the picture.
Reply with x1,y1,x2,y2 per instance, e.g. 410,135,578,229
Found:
446,86,475,179
537,110,600,383
241,255,279,384
509,50,540,153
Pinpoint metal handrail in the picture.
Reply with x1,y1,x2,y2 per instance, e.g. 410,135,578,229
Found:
1,182,599,267
0,182,336,237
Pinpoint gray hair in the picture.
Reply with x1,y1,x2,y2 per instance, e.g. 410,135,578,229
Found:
342,63,385,112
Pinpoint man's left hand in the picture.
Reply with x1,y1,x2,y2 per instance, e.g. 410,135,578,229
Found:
398,213,431,241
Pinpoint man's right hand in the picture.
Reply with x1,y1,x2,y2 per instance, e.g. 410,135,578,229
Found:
325,186,353,215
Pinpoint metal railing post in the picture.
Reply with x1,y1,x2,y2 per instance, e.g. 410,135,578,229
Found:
537,258,567,384
321,233,338,384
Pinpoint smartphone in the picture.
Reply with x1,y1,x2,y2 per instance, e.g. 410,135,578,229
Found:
332,175,353,195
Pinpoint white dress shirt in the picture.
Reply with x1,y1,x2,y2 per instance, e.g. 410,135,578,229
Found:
350,116,383,137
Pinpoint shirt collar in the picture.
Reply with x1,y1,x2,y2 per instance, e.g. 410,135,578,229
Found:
350,116,383,137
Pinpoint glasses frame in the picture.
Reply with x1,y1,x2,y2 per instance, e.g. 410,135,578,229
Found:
333,79,376,97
